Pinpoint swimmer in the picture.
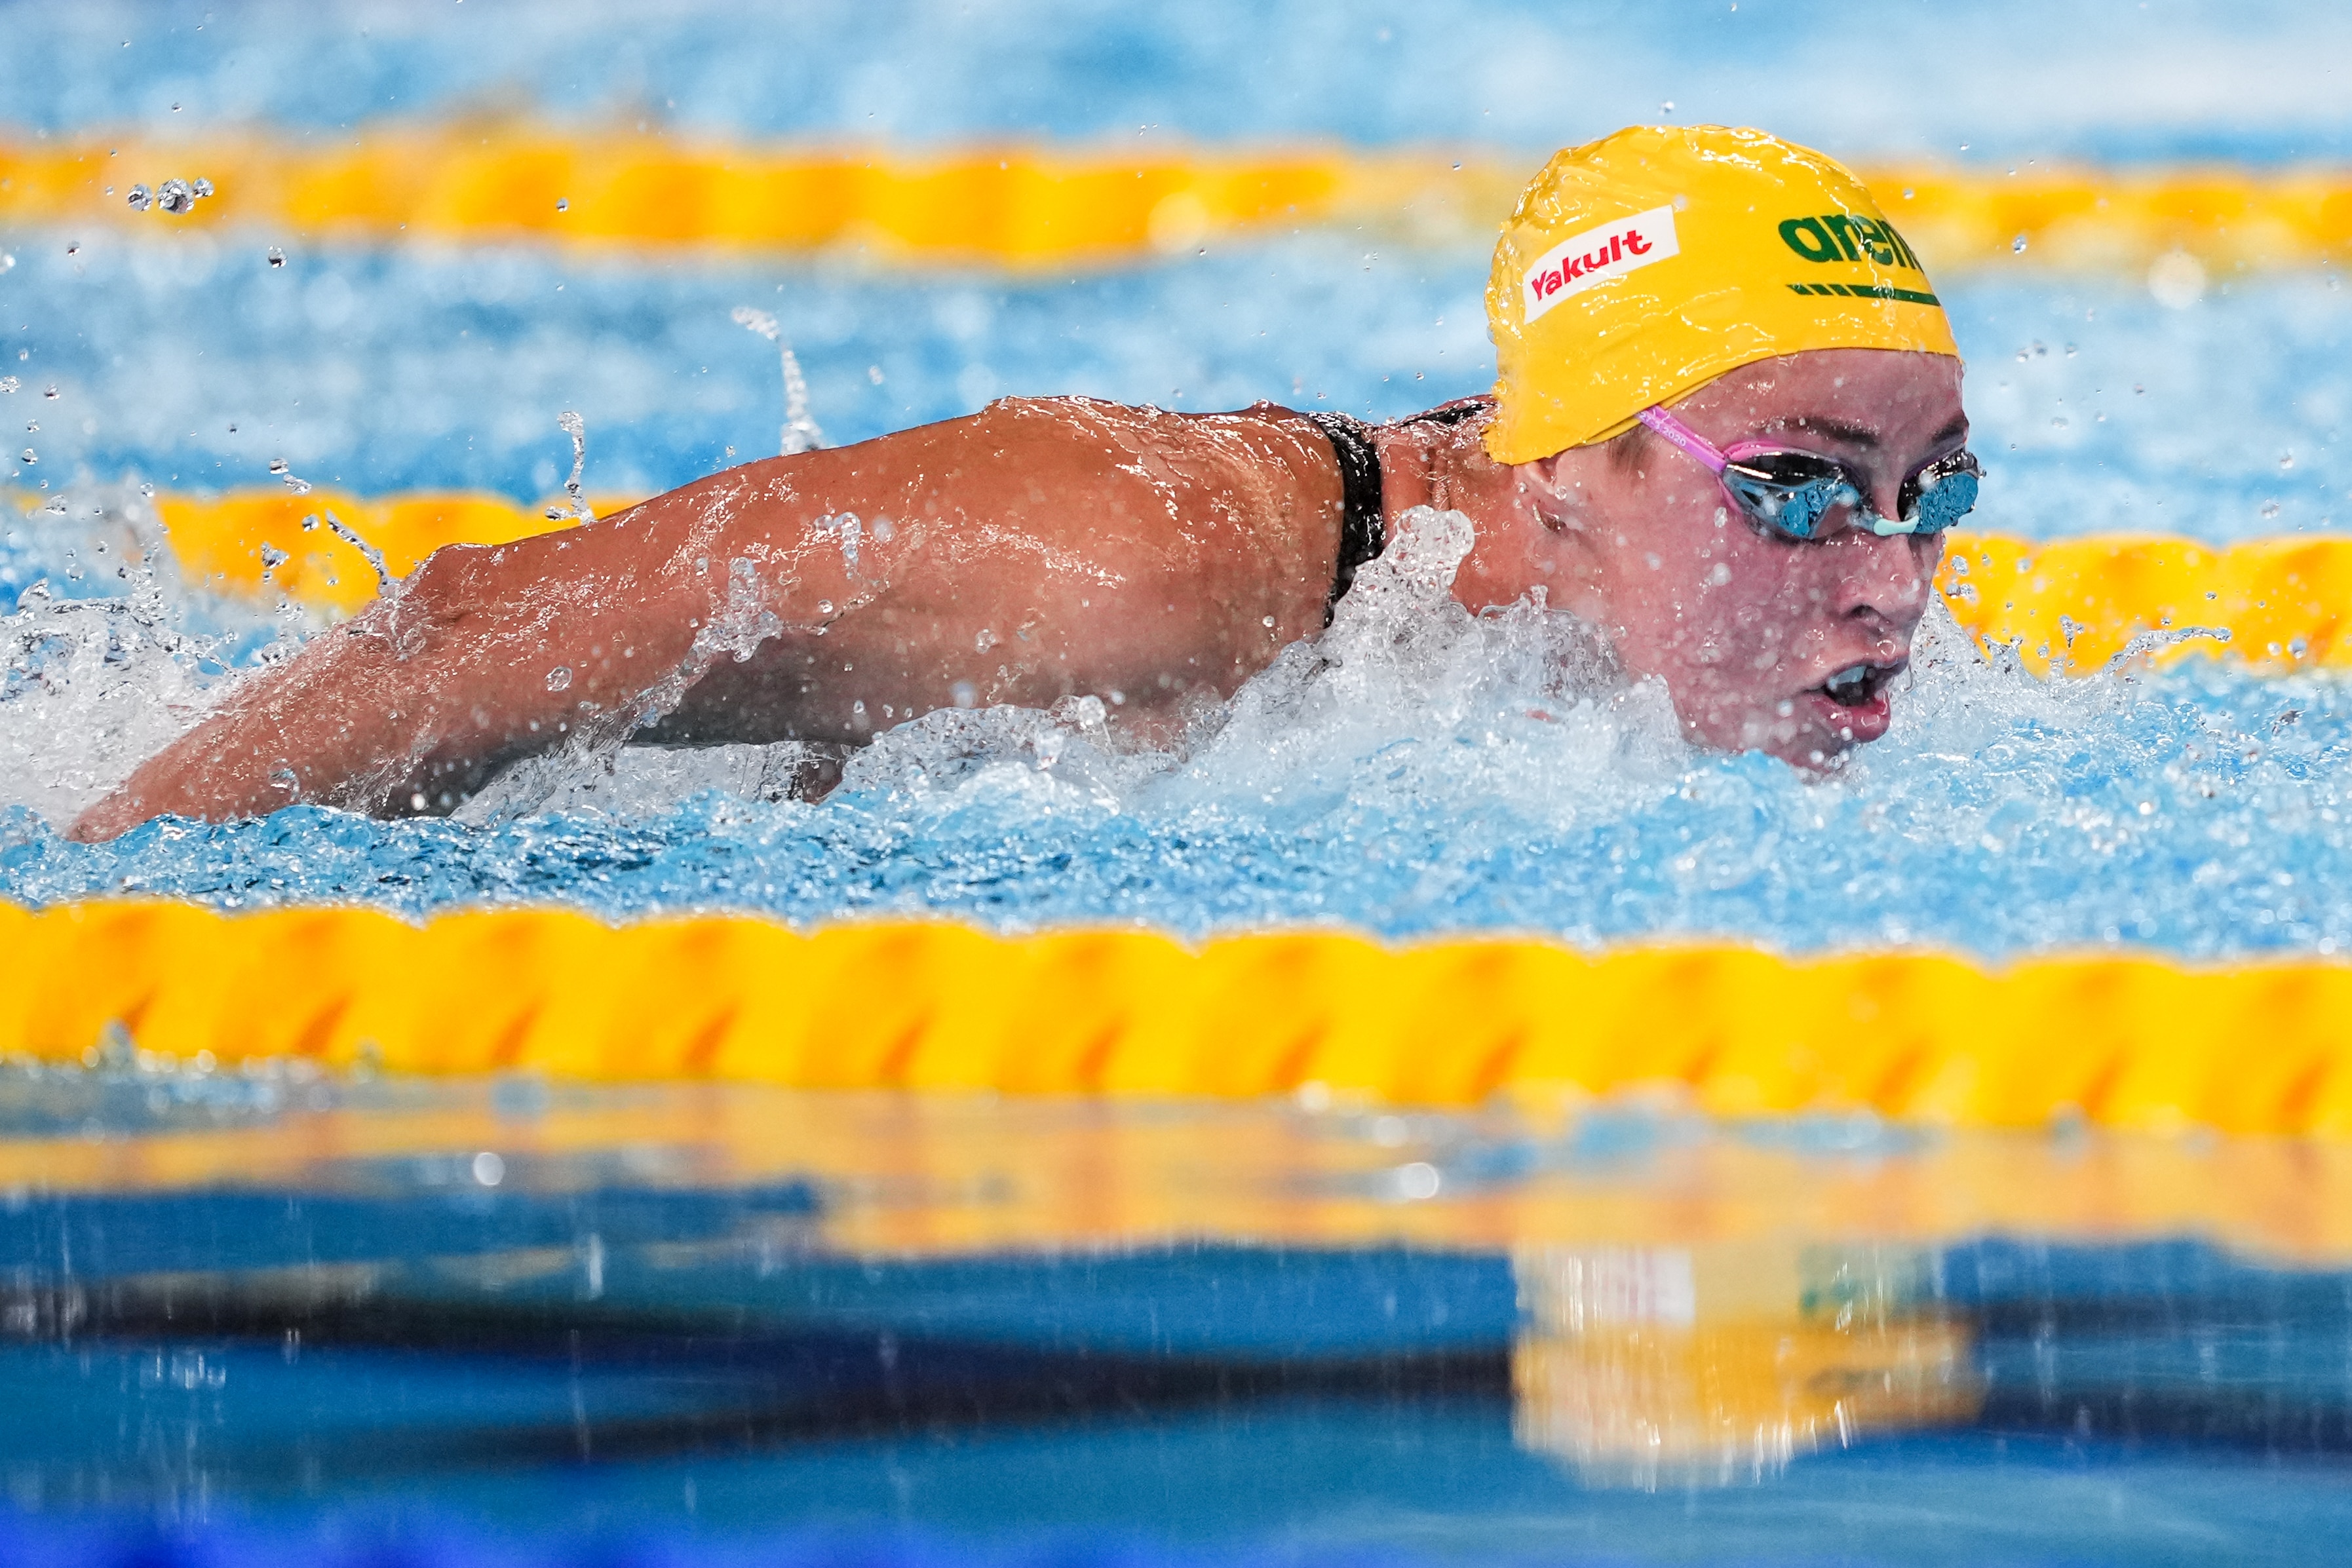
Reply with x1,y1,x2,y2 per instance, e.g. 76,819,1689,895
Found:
71,125,1975,841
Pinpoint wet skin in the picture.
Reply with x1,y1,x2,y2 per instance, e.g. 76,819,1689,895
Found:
70,347,1965,839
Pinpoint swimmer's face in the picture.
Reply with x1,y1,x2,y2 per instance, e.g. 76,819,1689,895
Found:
1547,349,1966,767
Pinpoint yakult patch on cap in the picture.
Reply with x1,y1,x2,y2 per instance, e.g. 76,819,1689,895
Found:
1521,205,1679,324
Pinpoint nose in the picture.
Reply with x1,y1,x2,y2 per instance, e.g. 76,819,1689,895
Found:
1832,529,1938,633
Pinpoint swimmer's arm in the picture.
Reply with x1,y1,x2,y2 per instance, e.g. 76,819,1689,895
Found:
67,466,869,839
70,397,1340,839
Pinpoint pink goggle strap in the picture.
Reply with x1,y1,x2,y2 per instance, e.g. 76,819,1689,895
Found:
1634,405,1729,475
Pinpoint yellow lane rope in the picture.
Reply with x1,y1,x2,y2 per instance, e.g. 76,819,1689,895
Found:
29,486,2347,678
7,900,2352,1139
3,129,2349,272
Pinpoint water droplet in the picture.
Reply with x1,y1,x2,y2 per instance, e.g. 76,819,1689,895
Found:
1262,615,1277,628
0,379,15,394
2011,232,2029,254
1392,1162,1442,1200
155,178,195,214
258,543,290,573
191,177,213,198
126,183,153,211
548,411,594,522
43,386,57,399
554,197,569,212
471,1151,505,1187
815,600,835,615
2280,452,2296,470
18,449,33,465
266,246,285,268
0,254,13,275
2262,499,2282,519
545,665,573,692
950,680,978,709
2148,250,2207,309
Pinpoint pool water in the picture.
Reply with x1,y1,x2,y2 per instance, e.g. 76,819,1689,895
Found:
10,1069,2352,1565
5,267,2352,957
9,2,2352,1562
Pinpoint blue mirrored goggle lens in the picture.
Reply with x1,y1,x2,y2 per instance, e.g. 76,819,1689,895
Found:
1904,465,1978,533
1724,454,1980,541
1722,466,1856,542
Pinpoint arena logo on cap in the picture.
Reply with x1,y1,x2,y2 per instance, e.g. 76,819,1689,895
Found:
1521,204,1680,323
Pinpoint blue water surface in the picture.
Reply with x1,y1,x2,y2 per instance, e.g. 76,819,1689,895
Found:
1,1,2348,959
5,0,2352,166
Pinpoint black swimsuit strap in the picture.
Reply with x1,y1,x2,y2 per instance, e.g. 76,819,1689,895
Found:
1303,410,1385,622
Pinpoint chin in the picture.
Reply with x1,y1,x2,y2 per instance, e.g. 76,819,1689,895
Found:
1699,688,1897,769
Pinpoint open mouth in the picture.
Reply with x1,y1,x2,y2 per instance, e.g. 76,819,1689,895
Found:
1815,660,1905,709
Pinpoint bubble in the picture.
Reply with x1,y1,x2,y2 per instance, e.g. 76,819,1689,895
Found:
2011,232,2029,254
266,247,285,269
545,666,572,692
125,184,153,212
471,1151,505,1187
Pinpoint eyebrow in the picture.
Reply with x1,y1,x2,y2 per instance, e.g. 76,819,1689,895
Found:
1773,413,1971,451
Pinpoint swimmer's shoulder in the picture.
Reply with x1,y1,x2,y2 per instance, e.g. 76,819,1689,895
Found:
945,394,1338,480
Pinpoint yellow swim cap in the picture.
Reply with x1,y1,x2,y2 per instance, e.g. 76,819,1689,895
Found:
1483,124,1959,465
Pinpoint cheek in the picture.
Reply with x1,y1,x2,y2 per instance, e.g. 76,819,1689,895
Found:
1687,537,1802,656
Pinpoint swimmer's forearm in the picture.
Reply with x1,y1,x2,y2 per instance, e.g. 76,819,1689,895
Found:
71,534,719,837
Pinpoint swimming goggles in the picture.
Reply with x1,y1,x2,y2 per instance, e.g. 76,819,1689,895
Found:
1635,406,1980,542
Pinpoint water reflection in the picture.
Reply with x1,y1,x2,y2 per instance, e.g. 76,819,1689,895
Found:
1511,1242,1979,1486
9,1074,2352,1556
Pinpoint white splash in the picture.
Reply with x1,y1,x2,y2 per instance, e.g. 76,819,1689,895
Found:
732,305,826,457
